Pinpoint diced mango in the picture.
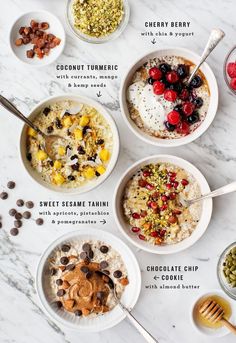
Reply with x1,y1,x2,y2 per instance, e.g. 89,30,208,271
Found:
74,128,83,140
58,146,66,156
53,173,65,185
79,115,90,126
36,150,48,161
96,165,106,175
63,116,72,127
99,149,110,162
28,127,37,137
54,160,62,169
84,167,95,179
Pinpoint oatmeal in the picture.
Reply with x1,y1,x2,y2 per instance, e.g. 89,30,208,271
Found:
126,56,210,139
26,100,113,188
123,162,202,245
48,240,129,317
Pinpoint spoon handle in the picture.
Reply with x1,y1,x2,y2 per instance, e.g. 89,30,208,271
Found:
0,95,43,135
187,28,225,84
221,318,236,335
189,181,236,205
119,303,159,343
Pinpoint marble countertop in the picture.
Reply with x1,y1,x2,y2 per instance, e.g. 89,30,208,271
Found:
1,0,236,342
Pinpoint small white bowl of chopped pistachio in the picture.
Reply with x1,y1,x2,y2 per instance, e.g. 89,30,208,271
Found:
19,94,119,194
66,0,130,43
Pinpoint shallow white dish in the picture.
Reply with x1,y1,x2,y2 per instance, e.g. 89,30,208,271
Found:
19,94,120,194
120,48,218,147
191,289,236,337
9,10,65,67
36,228,141,332
113,154,213,254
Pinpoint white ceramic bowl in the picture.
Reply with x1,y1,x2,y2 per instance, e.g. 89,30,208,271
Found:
9,10,66,67
36,228,141,332
19,94,120,194
191,289,236,337
120,48,218,147
113,154,212,254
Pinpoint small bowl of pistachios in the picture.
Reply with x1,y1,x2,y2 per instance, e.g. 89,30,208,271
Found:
217,242,236,300
66,0,130,44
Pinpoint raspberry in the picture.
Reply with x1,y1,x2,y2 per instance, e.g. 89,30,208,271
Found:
167,110,181,125
149,67,162,80
182,102,195,116
153,81,165,95
227,62,236,78
164,89,177,102
166,71,179,83
176,121,190,135
230,77,236,90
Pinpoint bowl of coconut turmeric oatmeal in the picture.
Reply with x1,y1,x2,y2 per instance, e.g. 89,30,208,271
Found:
113,155,212,254
20,94,119,194
66,0,130,44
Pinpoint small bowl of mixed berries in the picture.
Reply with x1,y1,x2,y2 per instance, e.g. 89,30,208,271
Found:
224,46,236,95
120,48,219,147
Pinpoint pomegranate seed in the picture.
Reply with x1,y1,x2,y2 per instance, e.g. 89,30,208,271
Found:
132,213,140,219
169,192,176,200
173,209,182,215
146,183,154,190
147,201,152,208
138,179,147,187
150,201,158,210
150,231,159,237
159,229,166,237
160,204,168,211
168,172,176,178
138,234,146,241
140,210,147,218
161,195,169,202
173,181,179,189
152,191,159,200
166,183,172,189
131,227,140,233
181,179,189,186
168,215,177,224
170,176,176,182
143,170,151,177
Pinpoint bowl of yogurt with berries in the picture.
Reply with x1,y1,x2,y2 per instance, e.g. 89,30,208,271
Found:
120,48,218,147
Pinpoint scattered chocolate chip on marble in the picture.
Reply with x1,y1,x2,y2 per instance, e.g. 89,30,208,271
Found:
23,211,31,219
57,289,65,297
56,279,63,286
60,256,69,265
16,199,24,207
88,250,94,259
10,228,19,236
9,208,17,217
7,181,15,189
25,201,34,209
0,192,8,200
100,245,109,254
14,220,22,228
54,301,62,308
100,261,109,270
113,270,122,278
15,213,22,220
66,263,75,271
74,310,82,316
80,252,87,260
80,266,89,274
103,270,110,275
36,218,44,225
50,268,57,276
61,244,70,252
82,243,91,252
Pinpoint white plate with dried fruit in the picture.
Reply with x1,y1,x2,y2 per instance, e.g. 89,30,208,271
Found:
9,10,65,66
36,228,141,332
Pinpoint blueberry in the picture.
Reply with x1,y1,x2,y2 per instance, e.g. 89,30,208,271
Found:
173,104,184,117
159,63,171,74
193,97,203,108
164,121,176,132
147,77,155,85
173,83,183,94
177,64,189,78
186,112,200,125
190,75,202,88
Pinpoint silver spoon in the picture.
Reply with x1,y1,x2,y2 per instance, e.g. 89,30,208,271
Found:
0,95,66,160
182,181,236,207
187,28,225,85
95,271,159,343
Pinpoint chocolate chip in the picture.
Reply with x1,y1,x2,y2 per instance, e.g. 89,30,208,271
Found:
83,257,90,265
61,244,71,252
49,160,54,167
54,301,62,308
80,252,87,260
113,270,122,278
56,279,63,286
80,266,89,274
7,181,15,189
100,261,108,270
103,270,110,275
47,126,54,134
77,146,85,155
55,117,62,129
87,154,97,162
15,213,22,220
74,310,82,316
100,245,109,254
36,218,44,225
82,125,90,135
43,107,51,116
96,139,104,145
95,171,100,177
71,163,80,171
86,271,93,279
68,175,75,181
70,154,78,160
60,256,69,265
50,268,57,276
10,228,19,236
16,199,24,207
0,192,8,200
88,250,94,259
9,208,17,217
26,201,34,209
26,153,32,161
14,220,22,228
23,211,31,219
66,264,75,271
57,289,65,297
82,243,91,252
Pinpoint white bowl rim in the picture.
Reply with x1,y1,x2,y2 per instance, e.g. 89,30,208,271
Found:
19,93,120,195
119,47,219,147
190,289,234,337
35,228,141,332
113,154,213,254
9,10,66,67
